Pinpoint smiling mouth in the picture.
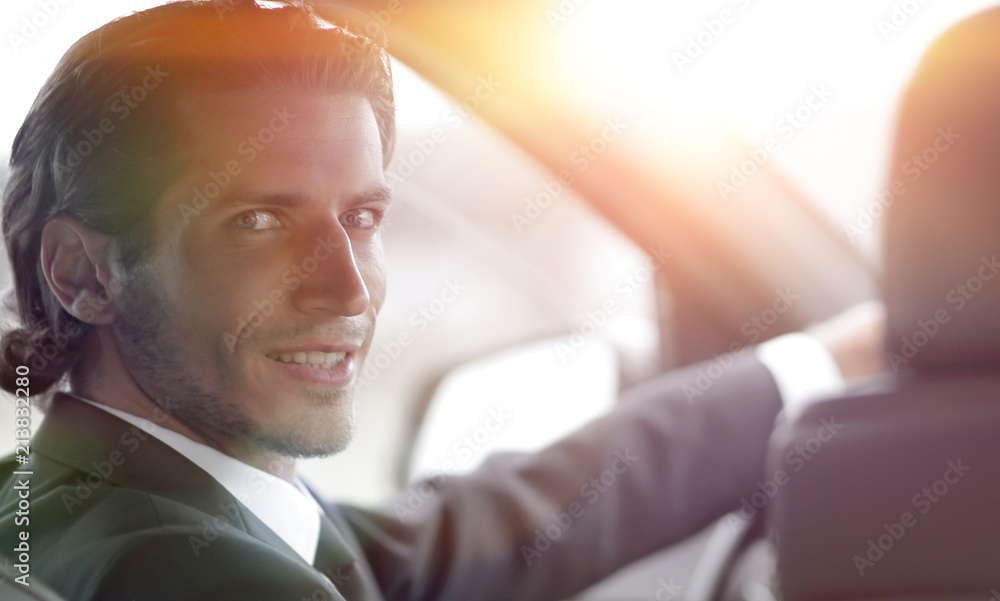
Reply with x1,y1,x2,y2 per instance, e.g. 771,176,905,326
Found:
266,351,347,370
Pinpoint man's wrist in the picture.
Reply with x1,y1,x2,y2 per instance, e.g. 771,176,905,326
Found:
756,332,846,420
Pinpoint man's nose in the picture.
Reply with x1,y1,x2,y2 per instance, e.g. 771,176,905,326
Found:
290,222,370,317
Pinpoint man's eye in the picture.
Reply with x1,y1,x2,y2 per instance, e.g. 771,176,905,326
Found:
342,208,381,229
232,210,281,231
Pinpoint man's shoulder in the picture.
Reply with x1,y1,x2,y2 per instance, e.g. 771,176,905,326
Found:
0,452,336,600
81,525,339,601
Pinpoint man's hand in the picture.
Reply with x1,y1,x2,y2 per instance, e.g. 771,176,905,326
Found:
807,301,887,383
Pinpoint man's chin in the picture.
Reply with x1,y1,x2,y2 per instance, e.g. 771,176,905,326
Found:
244,386,358,457
248,414,356,459
260,435,355,459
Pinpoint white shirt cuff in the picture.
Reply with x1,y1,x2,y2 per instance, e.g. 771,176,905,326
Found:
755,333,845,420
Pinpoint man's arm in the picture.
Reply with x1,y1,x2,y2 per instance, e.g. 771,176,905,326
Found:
333,302,886,601
337,351,782,601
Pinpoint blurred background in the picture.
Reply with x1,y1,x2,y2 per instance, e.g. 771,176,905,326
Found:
0,0,995,509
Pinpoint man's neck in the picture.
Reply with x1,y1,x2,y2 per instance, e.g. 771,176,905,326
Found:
69,331,299,482
71,385,299,482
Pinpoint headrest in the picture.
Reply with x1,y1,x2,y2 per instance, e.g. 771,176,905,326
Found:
883,7,1000,373
768,374,1000,600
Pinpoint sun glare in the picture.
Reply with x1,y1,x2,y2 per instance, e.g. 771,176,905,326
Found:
546,0,1000,230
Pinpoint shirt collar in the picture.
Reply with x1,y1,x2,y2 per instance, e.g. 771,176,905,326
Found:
76,397,322,564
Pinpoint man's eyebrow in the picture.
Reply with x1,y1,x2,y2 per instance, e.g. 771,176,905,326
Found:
219,193,305,209
213,185,393,210
351,185,393,206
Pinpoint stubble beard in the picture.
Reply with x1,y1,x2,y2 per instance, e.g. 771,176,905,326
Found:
111,264,357,459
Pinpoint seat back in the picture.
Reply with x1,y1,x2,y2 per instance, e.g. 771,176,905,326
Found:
768,373,1000,600
768,7,1000,600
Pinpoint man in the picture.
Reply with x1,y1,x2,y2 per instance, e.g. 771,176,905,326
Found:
0,1,880,599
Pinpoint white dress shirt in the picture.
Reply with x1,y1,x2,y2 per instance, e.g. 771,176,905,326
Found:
756,332,845,420
78,398,324,564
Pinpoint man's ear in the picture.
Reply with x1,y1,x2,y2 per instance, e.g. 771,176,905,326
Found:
40,215,120,325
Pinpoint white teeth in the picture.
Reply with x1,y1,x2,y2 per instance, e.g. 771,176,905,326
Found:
267,351,347,369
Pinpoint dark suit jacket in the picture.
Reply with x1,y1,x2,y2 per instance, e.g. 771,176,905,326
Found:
0,353,781,601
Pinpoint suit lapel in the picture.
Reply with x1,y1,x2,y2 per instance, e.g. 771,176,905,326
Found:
32,394,299,559
314,514,358,584
303,482,383,601
35,394,379,598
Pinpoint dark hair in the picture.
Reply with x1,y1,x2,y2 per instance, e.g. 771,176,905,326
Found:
0,0,395,395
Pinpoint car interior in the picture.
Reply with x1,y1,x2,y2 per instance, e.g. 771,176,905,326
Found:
1,0,998,599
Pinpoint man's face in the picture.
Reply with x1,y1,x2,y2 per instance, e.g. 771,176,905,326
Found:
111,90,389,458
